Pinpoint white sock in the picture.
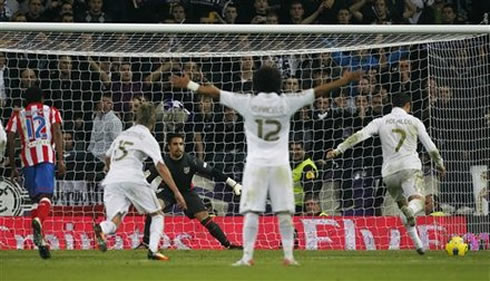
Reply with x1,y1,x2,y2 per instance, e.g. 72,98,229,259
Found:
100,221,117,235
408,198,424,216
278,213,294,260
149,214,164,253
406,225,424,250
242,212,259,261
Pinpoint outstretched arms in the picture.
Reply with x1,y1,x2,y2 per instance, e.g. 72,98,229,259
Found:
193,157,242,195
170,75,221,99
326,119,380,159
314,70,363,98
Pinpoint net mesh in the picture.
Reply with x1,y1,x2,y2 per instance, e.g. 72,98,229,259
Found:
0,29,488,250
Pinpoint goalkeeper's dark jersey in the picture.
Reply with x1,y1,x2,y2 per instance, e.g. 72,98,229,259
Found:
146,153,227,193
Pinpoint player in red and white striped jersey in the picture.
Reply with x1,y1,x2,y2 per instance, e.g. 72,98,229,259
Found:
6,87,66,259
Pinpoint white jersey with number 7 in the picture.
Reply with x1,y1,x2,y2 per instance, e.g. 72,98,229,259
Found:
336,107,441,177
219,89,315,167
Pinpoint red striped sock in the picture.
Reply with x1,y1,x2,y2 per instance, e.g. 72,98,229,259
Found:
37,198,52,224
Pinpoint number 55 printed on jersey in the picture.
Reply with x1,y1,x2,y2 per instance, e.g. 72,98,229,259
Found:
114,140,134,161
25,116,48,141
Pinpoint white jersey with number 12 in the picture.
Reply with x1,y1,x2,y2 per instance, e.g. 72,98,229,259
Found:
219,89,315,167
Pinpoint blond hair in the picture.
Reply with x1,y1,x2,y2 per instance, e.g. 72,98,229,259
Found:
136,102,156,129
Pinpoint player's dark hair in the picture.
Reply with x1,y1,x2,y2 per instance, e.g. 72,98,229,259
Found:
253,65,282,94
166,132,185,144
24,87,43,105
136,102,156,129
392,93,411,108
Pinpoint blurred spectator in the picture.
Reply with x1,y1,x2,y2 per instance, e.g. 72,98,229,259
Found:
192,95,222,162
314,0,342,24
332,49,379,71
352,94,372,130
266,11,279,24
58,130,103,204
370,92,385,118
349,0,403,24
0,0,13,21
336,8,352,24
5,68,39,117
390,58,423,117
41,55,97,121
290,139,320,214
231,56,254,93
212,106,245,179
163,3,187,23
291,105,314,151
441,4,459,24
124,95,146,129
221,106,245,154
340,159,376,216
11,11,27,21
287,0,326,24
312,95,339,163
78,0,111,23
110,60,143,120
283,77,300,93
303,194,328,216
60,11,73,22
355,77,375,97
223,3,238,24
26,0,46,22
87,93,122,161
248,0,269,24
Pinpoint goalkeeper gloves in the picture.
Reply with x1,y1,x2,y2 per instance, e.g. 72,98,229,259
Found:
226,178,242,196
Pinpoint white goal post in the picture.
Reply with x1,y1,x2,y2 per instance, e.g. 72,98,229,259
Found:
0,23,488,251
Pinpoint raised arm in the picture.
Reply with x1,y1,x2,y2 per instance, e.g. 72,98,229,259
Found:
327,118,379,159
170,75,221,99
314,70,363,98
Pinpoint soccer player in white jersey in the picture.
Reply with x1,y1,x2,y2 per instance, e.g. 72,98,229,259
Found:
171,66,362,266
93,103,187,261
327,93,446,255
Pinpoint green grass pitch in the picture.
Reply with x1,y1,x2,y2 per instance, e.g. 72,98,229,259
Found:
1,250,489,281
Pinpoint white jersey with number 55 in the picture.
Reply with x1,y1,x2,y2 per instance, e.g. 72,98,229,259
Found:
220,89,315,167
103,124,164,186
337,107,440,177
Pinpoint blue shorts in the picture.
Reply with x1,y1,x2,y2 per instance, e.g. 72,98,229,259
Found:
23,163,56,199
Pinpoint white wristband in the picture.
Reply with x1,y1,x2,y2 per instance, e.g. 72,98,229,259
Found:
187,81,200,92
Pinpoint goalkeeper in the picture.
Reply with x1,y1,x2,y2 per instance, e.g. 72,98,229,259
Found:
138,132,242,249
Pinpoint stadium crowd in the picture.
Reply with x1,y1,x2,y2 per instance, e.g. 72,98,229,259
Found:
0,0,489,217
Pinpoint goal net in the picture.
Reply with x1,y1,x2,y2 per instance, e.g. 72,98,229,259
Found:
0,24,488,251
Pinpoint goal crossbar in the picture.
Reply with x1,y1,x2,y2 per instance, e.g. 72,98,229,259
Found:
0,23,489,34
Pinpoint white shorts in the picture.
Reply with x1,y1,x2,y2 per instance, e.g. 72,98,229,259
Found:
383,169,425,202
103,182,161,221
240,163,295,214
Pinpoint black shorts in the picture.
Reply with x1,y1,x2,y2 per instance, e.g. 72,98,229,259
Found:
156,189,206,219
